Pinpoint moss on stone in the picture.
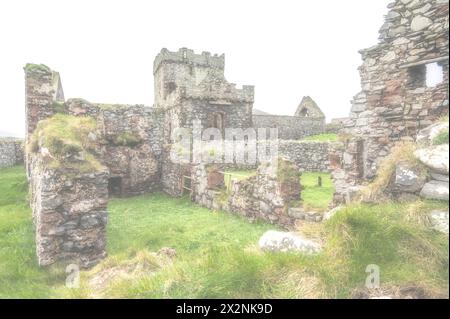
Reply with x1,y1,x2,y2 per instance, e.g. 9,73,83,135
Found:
52,101,67,114
98,103,128,111
215,188,230,205
27,114,103,173
276,157,299,184
432,128,449,145
24,63,51,73
112,132,142,147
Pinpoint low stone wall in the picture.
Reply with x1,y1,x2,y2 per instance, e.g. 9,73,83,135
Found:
253,115,325,140
0,138,24,168
278,140,343,172
30,155,109,268
191,159,303,229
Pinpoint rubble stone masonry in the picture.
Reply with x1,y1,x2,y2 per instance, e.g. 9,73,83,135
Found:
0,138,23,168
345,0,449,179
332,0,449,205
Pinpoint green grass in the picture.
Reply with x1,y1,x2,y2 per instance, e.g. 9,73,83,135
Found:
27,114,104,173
302,133,338,142
0,166,448,298
24,63,51,73
322,201,449,297
432,128,449,145
300,172,334,211
0,166,66,298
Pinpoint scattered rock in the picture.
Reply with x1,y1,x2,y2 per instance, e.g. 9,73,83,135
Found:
431,173,449,182
419,180,449,201
323,206,343,221
258,230,321,254
392,162,426,193
414,145,449,175
288,208,322,222
157,247,177,259
429,210,449,234
345,186,362,203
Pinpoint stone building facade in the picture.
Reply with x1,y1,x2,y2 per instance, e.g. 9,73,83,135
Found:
0,138,24,168
333,0,449,204
252,96,325,140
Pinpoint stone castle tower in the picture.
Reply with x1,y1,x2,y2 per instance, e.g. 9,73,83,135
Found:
153,48,255,141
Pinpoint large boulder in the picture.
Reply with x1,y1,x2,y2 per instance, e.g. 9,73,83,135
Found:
392,162,426,193
431,173,449,183
414,145,449,175
416,122,449,146
258,230,321,254
419,181,449,201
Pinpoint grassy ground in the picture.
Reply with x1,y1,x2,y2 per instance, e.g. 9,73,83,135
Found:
0,166,66,298
302,133,338,142
0,166,448,298
300,172,334,211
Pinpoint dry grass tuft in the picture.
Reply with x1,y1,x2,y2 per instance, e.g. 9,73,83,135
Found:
360,142,426,201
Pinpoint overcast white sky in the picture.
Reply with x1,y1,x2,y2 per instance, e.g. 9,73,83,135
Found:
0,0,391,137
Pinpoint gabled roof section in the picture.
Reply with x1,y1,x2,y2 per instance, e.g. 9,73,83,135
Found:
294,96,324,118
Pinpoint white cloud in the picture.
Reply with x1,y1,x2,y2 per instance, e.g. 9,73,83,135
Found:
0,0,391,137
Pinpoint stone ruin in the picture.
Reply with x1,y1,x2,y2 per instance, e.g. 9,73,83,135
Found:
24,48,328,268
21,0,449,268
252,96,325,140
332,0,449,204
0,137,23,168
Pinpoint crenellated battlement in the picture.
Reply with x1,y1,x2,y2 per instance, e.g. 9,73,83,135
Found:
153,47,225,75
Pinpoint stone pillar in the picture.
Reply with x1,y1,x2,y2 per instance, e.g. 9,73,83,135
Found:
30,156,108,269
24,64,65,177
24,64,64,138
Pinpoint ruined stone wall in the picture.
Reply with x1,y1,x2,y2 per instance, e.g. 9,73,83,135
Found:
30,154,108,269
96,105,164,196
326,118,348,134
191,159,302,229
62,99,165,197
344,0,449,180
24,65,65,177
278,140,343,172
0,138,24,168
253,115,325,140
25,64,64,138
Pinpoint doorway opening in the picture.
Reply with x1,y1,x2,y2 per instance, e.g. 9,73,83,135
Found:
108,177,123,197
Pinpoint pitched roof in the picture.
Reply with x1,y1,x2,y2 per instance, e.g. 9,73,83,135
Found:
294,96,324,118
